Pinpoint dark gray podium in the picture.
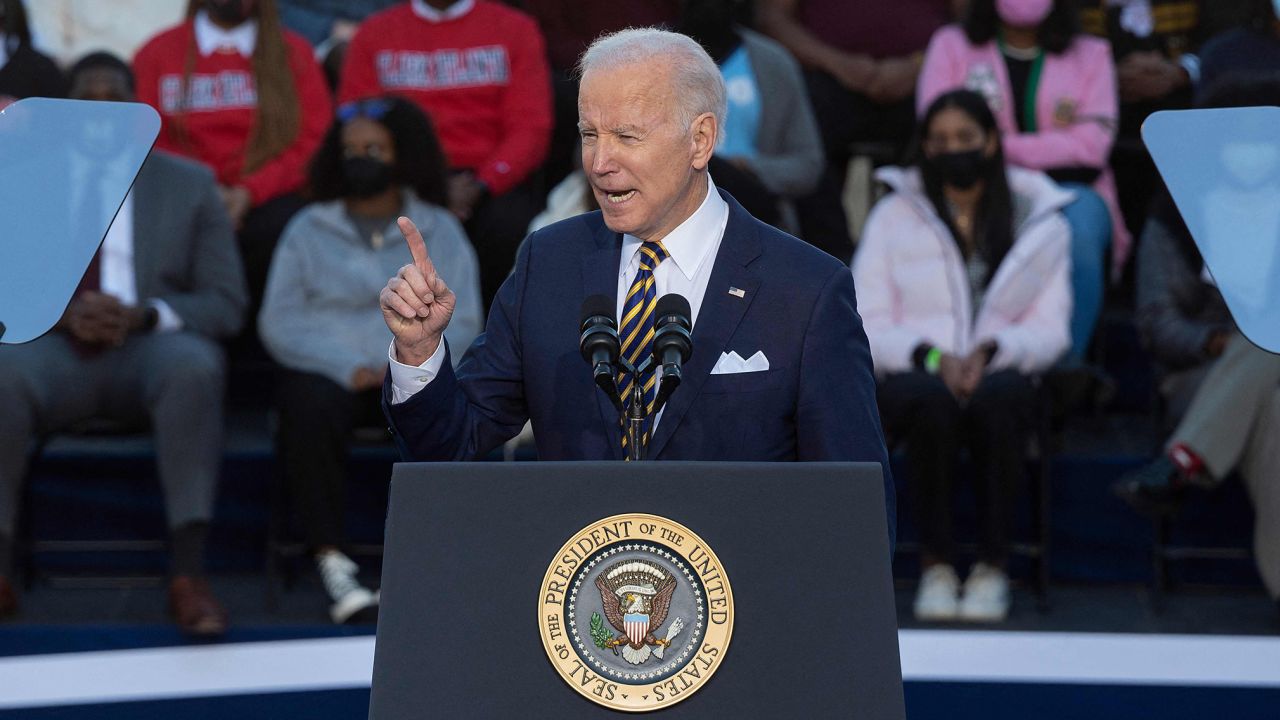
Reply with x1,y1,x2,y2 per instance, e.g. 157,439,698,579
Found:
369,462,904,718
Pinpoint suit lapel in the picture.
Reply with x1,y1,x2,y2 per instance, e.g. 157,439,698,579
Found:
129,158,157,299
648,194,762,458
581,219,625,459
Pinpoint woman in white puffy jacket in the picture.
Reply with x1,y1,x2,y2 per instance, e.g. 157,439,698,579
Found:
852,89,1072,624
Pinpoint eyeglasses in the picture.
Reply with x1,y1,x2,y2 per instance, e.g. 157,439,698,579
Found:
337,98,394,123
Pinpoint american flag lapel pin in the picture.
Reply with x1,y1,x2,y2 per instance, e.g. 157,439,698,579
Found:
728,286,746,298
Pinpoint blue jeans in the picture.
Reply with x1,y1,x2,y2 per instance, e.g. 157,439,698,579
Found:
1059,184,1111,363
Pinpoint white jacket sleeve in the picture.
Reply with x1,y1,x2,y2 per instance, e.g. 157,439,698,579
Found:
851,200,930,375
982,216,1073,374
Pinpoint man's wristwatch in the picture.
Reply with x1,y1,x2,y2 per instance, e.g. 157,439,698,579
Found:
140,306,159,333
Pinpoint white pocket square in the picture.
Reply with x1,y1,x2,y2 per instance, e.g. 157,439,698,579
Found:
710,350,770,375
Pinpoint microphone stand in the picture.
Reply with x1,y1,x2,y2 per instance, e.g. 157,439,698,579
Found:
585,293,689,462
615,355,653,462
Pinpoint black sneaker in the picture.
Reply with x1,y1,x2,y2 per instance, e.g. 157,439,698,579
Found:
1112,456,1185,517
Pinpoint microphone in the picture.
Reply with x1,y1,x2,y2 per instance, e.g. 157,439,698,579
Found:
579,294,623,411
652,293,693,413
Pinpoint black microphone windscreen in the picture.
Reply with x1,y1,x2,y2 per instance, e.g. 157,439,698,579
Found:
581,294,616,325
655,293,691,323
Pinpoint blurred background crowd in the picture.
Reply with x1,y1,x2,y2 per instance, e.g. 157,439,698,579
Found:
0,0,1278,637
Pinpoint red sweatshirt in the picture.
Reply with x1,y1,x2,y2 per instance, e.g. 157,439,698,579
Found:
338,1,552,196
133,21,332,206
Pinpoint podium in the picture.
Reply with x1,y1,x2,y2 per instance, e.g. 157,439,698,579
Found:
369,462,904,718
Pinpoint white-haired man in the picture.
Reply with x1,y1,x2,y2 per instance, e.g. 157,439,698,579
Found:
375,28,895,539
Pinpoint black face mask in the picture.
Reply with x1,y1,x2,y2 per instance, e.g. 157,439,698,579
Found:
927,148,990,190
206,0,253,25
343,156,394,198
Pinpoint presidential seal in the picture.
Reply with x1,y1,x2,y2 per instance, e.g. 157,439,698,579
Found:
539,513,734,712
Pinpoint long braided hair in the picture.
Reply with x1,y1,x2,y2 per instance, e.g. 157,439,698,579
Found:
176,0,301,177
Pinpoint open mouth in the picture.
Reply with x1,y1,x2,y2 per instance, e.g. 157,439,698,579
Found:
604,190,636,204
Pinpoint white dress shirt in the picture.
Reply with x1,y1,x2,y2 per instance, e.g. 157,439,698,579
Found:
194,9,257,58
100,194,184,333
71,151,183,332
410,0,475,22
101,193,138,304
388,174,730,407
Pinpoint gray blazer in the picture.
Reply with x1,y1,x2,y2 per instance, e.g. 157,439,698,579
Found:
1135,213,1231,371
739,28,825,198
131,152,248,339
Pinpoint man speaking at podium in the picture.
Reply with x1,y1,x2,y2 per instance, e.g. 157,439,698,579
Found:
377,28,893,535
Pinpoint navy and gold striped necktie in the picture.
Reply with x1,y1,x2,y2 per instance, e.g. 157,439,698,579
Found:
618,240,670,457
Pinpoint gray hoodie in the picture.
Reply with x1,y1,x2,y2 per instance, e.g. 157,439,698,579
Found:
258,191,484,389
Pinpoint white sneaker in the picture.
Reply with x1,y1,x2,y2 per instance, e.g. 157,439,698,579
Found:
913,564,960,621
958,563,1011,622
316,550,379,624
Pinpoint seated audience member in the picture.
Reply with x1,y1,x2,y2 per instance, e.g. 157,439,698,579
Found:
338,0,553,309
919,0,1124,365
0,53,248,633
258,96,483,623
0,0,67,108
22,0,186,68
759,0,954,261
273,0,400,90
1115,79,1280,614
1197,0,1280,99
853,90,1072,622
132,0,332,314
523,0,680,186
275,0,399,48
679,0,825,233
1072,0,1212,237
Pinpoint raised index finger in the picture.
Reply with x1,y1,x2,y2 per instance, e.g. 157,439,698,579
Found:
398,216,437,279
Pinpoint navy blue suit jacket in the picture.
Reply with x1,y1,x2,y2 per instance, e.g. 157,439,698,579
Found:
384,190,894,541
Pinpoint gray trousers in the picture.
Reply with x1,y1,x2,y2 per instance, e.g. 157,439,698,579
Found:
0,331,226,537
1168,331,1280,599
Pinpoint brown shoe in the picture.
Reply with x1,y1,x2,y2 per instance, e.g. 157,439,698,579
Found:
168,576,228,637
0,576,17,619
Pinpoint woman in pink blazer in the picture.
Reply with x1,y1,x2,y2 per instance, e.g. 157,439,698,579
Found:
853,90,1072,623
918,0,1124,365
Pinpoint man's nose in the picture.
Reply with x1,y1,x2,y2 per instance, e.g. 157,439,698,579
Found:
588,142,616,175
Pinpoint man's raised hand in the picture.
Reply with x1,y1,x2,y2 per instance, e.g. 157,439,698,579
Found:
380,217,455,366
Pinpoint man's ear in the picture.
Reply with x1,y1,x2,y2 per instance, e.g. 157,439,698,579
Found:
690,112,717,171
